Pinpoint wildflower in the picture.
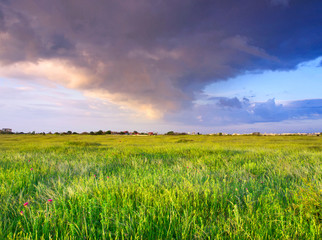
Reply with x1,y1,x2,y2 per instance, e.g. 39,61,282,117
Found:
28,160,30,162
30,168,33,171
94,174,96,177
48,199,53,202
107,176,109,179
261,181,263,184
20,211,23,215
23,202,29,206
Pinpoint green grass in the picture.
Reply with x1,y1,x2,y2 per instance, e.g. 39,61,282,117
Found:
0,134,321,239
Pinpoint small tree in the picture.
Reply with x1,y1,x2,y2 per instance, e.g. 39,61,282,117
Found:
96,130,103,135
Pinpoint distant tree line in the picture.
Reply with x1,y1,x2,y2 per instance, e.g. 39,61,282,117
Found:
1,130,321,136
0,130,14,134
165,131,200,135
0,130,158,135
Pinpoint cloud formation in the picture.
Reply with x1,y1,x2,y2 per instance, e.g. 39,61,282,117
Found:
171,98,322,126
1,0,322,117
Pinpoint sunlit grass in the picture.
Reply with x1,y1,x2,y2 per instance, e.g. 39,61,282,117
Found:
0,135,321,239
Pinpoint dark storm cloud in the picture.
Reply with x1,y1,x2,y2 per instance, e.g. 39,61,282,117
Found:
270,0,290,6
0,7,4,30
1,0,322,116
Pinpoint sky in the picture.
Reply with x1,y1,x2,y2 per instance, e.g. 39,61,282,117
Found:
0,0,321,133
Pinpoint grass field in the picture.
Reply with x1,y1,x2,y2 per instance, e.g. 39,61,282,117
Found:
0,134,321,239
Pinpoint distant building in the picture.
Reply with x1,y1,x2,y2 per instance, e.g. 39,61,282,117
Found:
2,128,12,133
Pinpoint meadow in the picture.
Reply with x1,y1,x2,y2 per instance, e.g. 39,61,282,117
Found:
0,134,321,239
